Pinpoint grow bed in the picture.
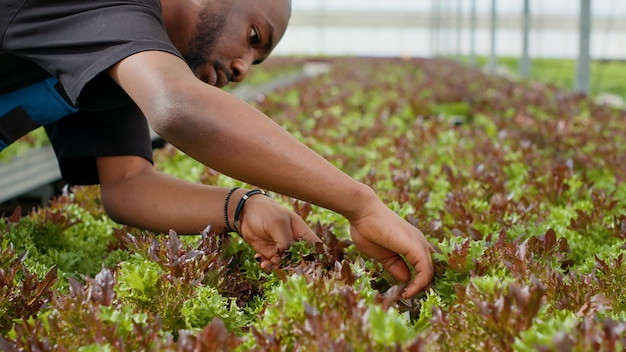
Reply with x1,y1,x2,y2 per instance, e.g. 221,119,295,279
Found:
1,56,625,351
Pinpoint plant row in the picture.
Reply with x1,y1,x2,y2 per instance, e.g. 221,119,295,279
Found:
2,56,626,350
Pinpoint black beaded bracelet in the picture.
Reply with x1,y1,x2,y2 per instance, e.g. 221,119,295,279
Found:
233,189,268,233
223,187,240,233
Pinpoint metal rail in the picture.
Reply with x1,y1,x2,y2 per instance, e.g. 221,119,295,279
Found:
0,147,59,202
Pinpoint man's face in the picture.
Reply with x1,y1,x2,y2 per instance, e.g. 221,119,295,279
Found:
183,0,291,88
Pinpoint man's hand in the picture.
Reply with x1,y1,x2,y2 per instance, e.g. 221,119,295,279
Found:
348,202,434,299
235,194,322,271
234,190,433,297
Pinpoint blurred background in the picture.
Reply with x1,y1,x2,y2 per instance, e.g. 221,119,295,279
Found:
2,0,625,212
278,0,625,60
275,0,625,96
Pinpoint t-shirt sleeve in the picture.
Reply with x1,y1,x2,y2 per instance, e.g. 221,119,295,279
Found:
1,0,183,109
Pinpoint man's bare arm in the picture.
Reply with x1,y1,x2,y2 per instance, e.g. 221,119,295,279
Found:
108,50,434,297
109,51,370,216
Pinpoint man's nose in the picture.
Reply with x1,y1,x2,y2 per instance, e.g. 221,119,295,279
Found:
230,57,251,83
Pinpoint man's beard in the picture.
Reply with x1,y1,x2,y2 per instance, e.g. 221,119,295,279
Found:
183,6,227,72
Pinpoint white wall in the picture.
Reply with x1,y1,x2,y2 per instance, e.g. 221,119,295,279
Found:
274,0,626,59
291,0,626,16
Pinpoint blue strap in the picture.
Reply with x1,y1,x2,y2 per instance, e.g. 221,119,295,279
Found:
0,77,78,151
0,77,77,124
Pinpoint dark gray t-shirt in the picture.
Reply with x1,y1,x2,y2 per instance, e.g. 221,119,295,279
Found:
1,0,183,109
1,0,185,184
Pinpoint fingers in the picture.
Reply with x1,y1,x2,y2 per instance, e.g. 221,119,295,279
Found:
402,241,435,298
402,259,434,298
403,275,432,299
349,208,435,298
377,252,433,298
244,207,320,271
263,214,320,261
289,213,322,244
254,253,276,272
379,255,412,283
241,197,435,298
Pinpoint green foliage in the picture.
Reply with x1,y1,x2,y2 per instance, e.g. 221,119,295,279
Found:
4,57,626,349
595,254,626,312
0,245,57,335
514,307,579,351
116,254,162,304
0,190,121,284
99,304,149,338
369,304,418,345
153,144,206,182
0,127,50,162
412,289,444,333
493,56,626,101
248,270,420,351
181,285,247,332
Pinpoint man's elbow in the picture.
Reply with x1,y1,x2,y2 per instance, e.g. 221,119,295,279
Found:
144,93,190,141
140,79,226,150
100,188,129,226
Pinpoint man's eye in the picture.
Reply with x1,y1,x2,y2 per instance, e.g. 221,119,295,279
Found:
250,28,260,44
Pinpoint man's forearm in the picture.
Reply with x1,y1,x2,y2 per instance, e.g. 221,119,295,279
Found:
165,82,377,219
109,51,377,221
96,156,240,234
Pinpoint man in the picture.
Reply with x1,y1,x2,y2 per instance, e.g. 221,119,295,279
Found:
0,0,434,298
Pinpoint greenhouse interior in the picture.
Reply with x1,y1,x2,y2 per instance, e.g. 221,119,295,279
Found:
0,0,626,351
